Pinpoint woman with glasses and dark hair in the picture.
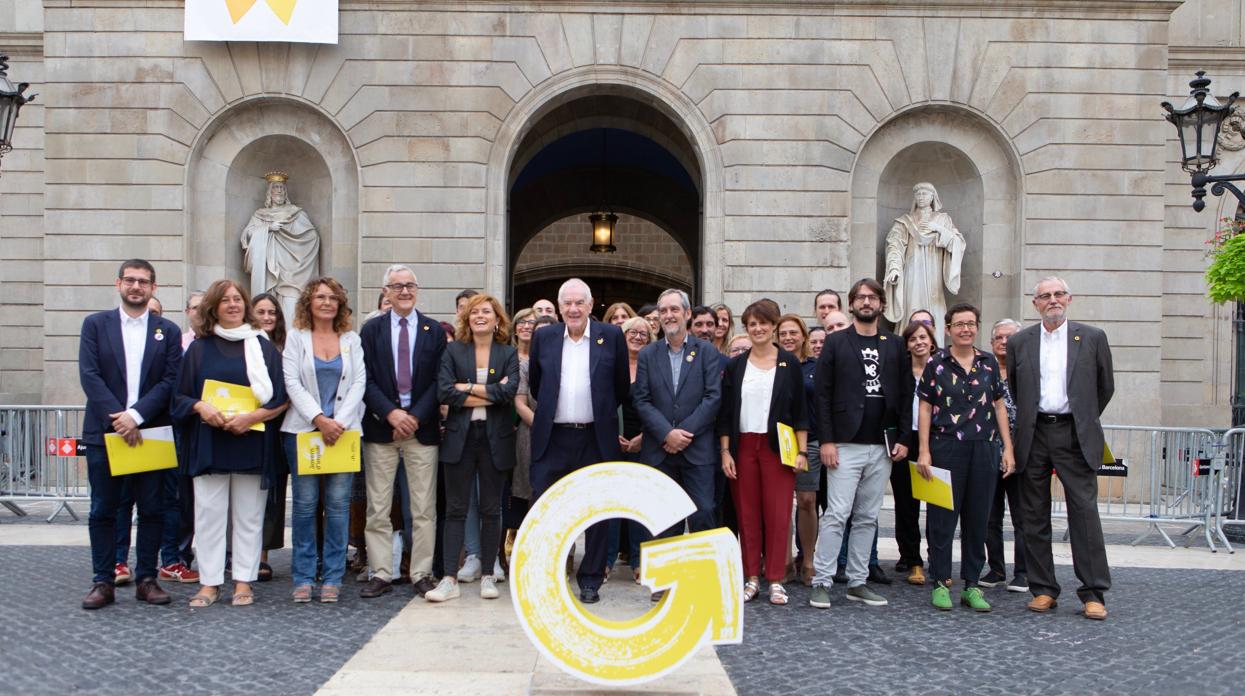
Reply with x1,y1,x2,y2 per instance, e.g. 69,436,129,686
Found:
893,319,939,586
502,308,537,564
915,303,1015,612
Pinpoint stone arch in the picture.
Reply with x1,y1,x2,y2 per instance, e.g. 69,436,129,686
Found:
485,65,725,303
184,97,361,301
849,105,1024,326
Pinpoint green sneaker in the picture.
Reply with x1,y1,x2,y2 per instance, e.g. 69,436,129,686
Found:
845,584,888,606
931,583,952,611
960,586,992,612
808,584,832,609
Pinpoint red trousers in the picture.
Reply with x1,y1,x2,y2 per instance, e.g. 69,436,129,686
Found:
730,433,796,582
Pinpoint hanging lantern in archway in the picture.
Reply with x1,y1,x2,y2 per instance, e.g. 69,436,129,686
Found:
589,211,618,253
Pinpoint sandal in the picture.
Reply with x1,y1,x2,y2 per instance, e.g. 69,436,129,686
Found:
257,562,273,582
742,579,760,603
291,584,313,603
232,584,254,607
188,587,219,608
320,585,340,603
769,583,788,606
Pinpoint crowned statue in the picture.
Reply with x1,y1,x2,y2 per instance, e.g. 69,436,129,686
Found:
883,182,966,339
240,172,320,321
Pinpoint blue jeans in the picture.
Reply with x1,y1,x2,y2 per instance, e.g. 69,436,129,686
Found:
837,522,880,568
283,434,352,587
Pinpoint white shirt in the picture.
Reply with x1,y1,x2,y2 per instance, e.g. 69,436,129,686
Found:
553,323,594,424
1038,320,1071,414
390,309,419,408
739,360,776,434
471,367,488,421
118,307,148,426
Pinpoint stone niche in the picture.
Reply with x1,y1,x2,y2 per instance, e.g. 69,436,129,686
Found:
185,98,359,301
850,106,1021,329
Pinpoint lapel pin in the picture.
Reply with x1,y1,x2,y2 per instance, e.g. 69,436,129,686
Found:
778,361,787,368
1074,335,1081,342
489,368,495,375
596,337,604,345
880,335,887,341
154,328,164,342
685,354,695,363
423,325,429,331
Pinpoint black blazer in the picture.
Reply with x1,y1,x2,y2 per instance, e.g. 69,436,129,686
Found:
78,310,183,446
716,346,809,456
360,309,446,445
1006,320,1114,472
437,340,520,469
813,325,910,444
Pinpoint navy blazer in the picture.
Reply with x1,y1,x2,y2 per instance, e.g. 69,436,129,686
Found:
528,320,629,463
79,309,183,446
360,309,446,445
716,346,809,456
813,325,910,444
631,335,722,469
437,340,520,469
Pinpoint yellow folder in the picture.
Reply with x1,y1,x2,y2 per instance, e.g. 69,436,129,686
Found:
201,379,264,432
296,430,362,475
909,461,954,511
777,422,799,468
1103,441,1115,464
105,426,178,476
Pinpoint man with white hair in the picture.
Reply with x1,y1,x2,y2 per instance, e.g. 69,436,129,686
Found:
1007,277,1114,620
528,278,630,604
358,264,447,599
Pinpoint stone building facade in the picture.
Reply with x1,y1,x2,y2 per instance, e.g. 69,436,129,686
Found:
0,0,1238,429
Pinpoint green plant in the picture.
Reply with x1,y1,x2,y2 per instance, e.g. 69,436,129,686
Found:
1207,216,1245,304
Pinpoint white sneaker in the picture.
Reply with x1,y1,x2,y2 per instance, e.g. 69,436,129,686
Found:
493,557,505,582
425,577,460,603
480,575,499,599
457,555,482,583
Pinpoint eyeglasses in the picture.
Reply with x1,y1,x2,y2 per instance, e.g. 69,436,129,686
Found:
949,321,979,330
854,294,880,303
120,277,153,288
1035,291,1069,302
385,282,418,293
625,330,649,339
729,347,749,356
516,319,537,327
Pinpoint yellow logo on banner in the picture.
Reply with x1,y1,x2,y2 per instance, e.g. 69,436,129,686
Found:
510,462,743,685
225,0,297,24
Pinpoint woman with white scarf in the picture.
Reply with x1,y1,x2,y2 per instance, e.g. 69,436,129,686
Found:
173,279,287,608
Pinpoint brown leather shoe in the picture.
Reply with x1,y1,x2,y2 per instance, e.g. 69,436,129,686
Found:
1027,595,1058,613
136,578,171,605
359,577,393,598
413,576,437,598
1083,601,1107,621
907,566,927,586
82,582,116,610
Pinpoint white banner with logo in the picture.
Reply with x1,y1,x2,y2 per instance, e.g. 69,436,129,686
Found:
184,0,338,44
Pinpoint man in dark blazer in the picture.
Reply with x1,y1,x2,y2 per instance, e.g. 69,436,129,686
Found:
358,264,446,599
632,289,723,537
809,278,910,609
78,259,181,609
1007,276,1114,620
528,278,630,603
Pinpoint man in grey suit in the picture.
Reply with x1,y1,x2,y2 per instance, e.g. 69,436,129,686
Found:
1006,276,1114,620
632,289,723,540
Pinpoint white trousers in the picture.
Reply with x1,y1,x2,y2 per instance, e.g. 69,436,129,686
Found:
193,473,267,586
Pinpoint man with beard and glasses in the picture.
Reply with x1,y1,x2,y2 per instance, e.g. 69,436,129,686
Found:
808,278,911,610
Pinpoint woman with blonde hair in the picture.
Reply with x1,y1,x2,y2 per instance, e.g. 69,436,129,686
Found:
711,303,734,353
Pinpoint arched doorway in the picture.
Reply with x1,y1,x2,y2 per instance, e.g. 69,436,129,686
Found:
506,97,702,317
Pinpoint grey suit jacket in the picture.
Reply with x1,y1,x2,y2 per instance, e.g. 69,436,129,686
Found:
631,334,723,469
1006,320,1114,472
437,340,520,469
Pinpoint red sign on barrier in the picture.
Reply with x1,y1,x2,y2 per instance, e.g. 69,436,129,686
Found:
57,438,77,457
46,438,57,456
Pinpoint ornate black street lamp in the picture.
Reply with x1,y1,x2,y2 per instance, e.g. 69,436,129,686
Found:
0,54,37,175
1164,71,1240,211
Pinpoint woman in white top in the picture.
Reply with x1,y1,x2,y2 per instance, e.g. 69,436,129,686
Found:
717,300,809,605
279,277,367,603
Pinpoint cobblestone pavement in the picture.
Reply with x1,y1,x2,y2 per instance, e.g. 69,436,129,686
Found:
1,545,409,696
717,564,1245,696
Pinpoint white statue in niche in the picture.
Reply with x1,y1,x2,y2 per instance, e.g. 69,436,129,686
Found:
240,171,320,321
883,182,966,339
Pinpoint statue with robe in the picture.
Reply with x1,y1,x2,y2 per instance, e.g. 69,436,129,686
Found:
240,172,320,322
883,182,966,339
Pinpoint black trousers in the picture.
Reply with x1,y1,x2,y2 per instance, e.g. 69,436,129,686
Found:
442,423,504,575
656,452,716,537
531,426,609,591
986,455,1026,577
926,439,997,586
1020,419,1111,604
86,445,163,584
889,447,924,567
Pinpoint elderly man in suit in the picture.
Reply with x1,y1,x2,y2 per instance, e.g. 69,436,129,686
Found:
1007,276,1114,620
632,289,723,538
358,264,447,599
528,278,630,604
79,259,183,609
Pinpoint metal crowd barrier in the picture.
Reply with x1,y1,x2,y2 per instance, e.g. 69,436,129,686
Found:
1213,427,1245,552
1049,425,1232,553
0,405,89,521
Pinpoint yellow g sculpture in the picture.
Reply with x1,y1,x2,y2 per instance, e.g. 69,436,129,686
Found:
511,462,743,685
